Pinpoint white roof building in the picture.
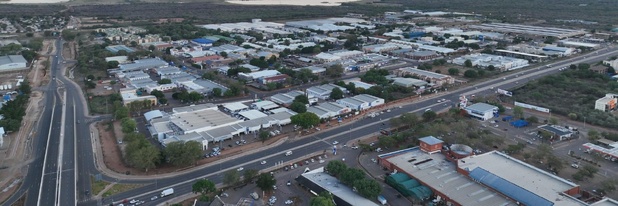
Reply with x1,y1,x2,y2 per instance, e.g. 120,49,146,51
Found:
464,103,498,121
223,102,249,113
451,54,529,71
336,94,384,111
306,84,348,100
238,70,280,80
118,58,168,73
237,110,268,120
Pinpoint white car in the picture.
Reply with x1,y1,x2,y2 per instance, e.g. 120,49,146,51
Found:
285,200,294,205
261,161,267,165
351,146,359,149
332,141,339,145
237,167,244,171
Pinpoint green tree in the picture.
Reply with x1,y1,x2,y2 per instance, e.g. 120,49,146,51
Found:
588,130,600,142
526,116,539,124
159,98,168,105
158,78,172,84
256,173,277,192
192,179,216,202
448,68,460,75
243,169,259,183
61,29,77,41
513,106,524,119
114,106,129,120
291,113,320,129
464,59,473,67
18,80,32,94
378,135,396,148
290,102,307,113
329,87,344,100
578,63,590,70
326,64,344,78
219,51,228,58
126,143,160,172
325,160,347,177
121,118,137,134
150,90,165,99
464,70,478,78
568,113,578,120
212,88,222,97
202,71,217,80
164,141,203,166
294,95,309,104
422,110,437,121
259,131,271,143
223,170,240,186
310,192,335,206
340,168,365,185
549,117,558,125
353,179,382,199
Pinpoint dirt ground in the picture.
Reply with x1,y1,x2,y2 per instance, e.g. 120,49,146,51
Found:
0,40,53,203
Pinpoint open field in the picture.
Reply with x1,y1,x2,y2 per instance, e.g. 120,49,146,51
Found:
378,0,618,25
226,0,360,6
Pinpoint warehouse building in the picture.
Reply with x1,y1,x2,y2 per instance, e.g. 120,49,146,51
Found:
464,103,498,121
0,55,27,72
296,167,381,206
270,90,316,106
238,70,280,82
117,58,168,73
307,102,350,120
306,84,348,100
395,67,454,86
469,23,586,39
391,77,428,88
120,88,158,106
451,54,529,71
379,144,600,206
336,94,384,111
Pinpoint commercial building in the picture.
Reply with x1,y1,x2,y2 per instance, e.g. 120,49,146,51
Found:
117,58,168,73
307,102,350,120
542,46,574,56
296,167,381,206
464,103,498,121
178,79,228,95
395,67,454,86
595,94,618,112
147,103,295,148
379,147,516,205
237,110,268,120
191,38,215,47
405,51,440,61
105,45,135,53
379,144,602,206
238,70,280,82
603,59,618,69
0,55,27,72
270,90,313,105
259,74,290,85
451,54,529,71
336,94,384,111
120,88,157,106
559,41,600,49
494,49,548,62
391,77,428,88
538,124,574,141
362,43,406,53
201,19,285,33
251,100,280,112
105,56,129,64
469,23,587,39
306,84,348,100
582,140,618,162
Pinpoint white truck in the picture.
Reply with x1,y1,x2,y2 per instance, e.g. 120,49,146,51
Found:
160,188,174,197
377,195,387,205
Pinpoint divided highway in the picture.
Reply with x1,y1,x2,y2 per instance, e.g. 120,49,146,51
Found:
88,47,618,206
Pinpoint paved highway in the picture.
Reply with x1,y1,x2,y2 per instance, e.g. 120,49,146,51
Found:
84,47,618,206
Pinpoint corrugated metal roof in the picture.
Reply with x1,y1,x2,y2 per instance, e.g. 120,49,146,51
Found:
469,167,553,206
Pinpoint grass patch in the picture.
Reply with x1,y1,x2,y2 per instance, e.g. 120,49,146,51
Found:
102,183,144,198
90,176,111,196
88,95,115,114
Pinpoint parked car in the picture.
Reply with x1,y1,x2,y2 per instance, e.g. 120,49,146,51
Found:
332,141,339,145
237,167,244,172
261,161,267,165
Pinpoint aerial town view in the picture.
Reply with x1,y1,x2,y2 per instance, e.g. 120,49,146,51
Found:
1,0,618,206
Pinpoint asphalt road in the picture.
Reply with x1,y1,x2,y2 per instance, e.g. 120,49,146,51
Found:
83,47,618,206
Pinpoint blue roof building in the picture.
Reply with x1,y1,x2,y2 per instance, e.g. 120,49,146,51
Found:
191,38,215,47
105,45,135,54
